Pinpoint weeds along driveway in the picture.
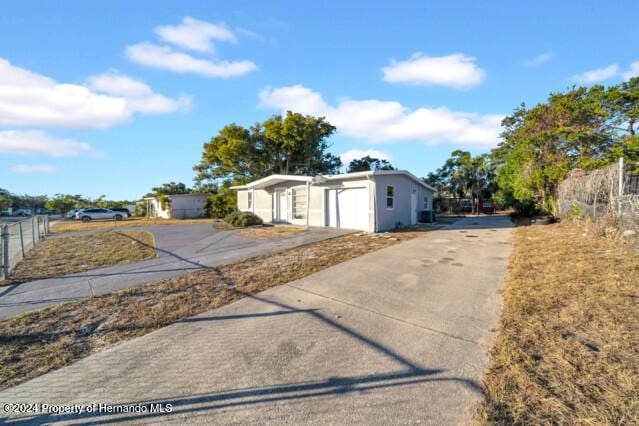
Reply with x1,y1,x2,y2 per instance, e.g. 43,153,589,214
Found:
0,216,515,424
0,224,351,321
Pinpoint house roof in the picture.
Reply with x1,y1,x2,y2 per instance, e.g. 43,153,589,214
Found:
230,175,313,190
231,170,437,192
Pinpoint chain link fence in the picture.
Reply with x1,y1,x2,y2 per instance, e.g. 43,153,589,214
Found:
557,158,639,235
0,216,50,279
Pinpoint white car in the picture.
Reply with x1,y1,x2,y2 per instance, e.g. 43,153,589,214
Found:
67,208,84,219
76,208,124,222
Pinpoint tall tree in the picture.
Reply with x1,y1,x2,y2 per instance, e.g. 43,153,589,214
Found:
151,182,192,196
605,77,639,160
347,155,396,172
44,194,89,213
0,188,12,211
194,112,341,187
492,85,621,214
426,150,495,214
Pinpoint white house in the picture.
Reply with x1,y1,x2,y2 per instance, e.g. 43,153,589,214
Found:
231,170,436,232
144,193,209,219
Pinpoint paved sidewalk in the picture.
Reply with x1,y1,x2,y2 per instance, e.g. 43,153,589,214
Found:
0,225,350,320
0,216,514,424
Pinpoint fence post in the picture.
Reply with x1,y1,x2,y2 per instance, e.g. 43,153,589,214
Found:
31,216,37,246
1,225,8,280
19,221,25,257
618,157,624,218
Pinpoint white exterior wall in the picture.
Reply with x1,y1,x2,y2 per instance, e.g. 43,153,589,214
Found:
148,199,170,219
170,195,208,219
373,175,434,231
237,179,373,231
314,177,375,232
148,195,208,219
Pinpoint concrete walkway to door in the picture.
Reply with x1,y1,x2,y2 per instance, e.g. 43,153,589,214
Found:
0,215,514,424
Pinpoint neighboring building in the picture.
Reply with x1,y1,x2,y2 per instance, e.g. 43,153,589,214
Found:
231,170,436,232
143,193,209,219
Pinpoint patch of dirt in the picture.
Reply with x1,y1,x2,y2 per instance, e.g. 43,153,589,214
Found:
237,226,308,239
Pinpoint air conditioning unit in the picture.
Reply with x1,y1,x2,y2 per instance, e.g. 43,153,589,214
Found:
419,210,435,223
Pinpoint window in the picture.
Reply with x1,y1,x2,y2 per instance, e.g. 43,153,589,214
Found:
247,191,253,209
386,186,394,209
423,196,429,209
292,187,307,220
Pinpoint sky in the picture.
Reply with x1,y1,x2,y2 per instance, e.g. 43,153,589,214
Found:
1,1,639,200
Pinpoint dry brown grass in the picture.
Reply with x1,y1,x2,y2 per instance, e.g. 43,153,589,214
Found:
476,223,639,425
8,231,156,283
50,217,218,234
237,225,308,239
0,229,430,390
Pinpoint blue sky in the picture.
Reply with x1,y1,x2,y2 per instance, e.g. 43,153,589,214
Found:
1,1,639,200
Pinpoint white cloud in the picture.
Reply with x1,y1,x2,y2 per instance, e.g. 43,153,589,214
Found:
340,149,391,166
9,164,58,174
126,43,257,78
0,58,128,129
623,61,639,80
0,130,101,157
259,85,503,147
0,58,189,129
382,53,485,89
155,17,236,52
87,72,191,114
570,64,620,84
524,52,555,66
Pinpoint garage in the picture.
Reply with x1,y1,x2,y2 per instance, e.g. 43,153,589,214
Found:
326,187,369,231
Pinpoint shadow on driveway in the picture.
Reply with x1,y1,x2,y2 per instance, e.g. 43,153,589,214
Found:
10,295,483,424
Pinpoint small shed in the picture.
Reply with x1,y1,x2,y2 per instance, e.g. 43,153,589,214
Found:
144,193,209,219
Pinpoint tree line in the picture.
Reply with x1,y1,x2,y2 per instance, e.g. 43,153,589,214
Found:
0,190,134,214
12,76,633,219
426,77,639,215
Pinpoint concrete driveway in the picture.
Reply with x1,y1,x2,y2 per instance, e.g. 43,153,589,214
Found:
0,216,514,424
0,224,351,320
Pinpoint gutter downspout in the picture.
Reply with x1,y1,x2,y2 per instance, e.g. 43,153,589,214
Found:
367,175,377,233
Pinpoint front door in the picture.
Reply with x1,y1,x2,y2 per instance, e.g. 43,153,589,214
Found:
277,190,288,222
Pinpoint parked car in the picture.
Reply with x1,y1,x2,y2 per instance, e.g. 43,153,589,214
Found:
77,208,124,222
67,208,84,219
14,208,33,216
458,199,472,213
481,201,497,214
110,207,131,218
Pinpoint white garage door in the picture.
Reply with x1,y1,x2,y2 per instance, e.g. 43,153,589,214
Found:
327,187,369,231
